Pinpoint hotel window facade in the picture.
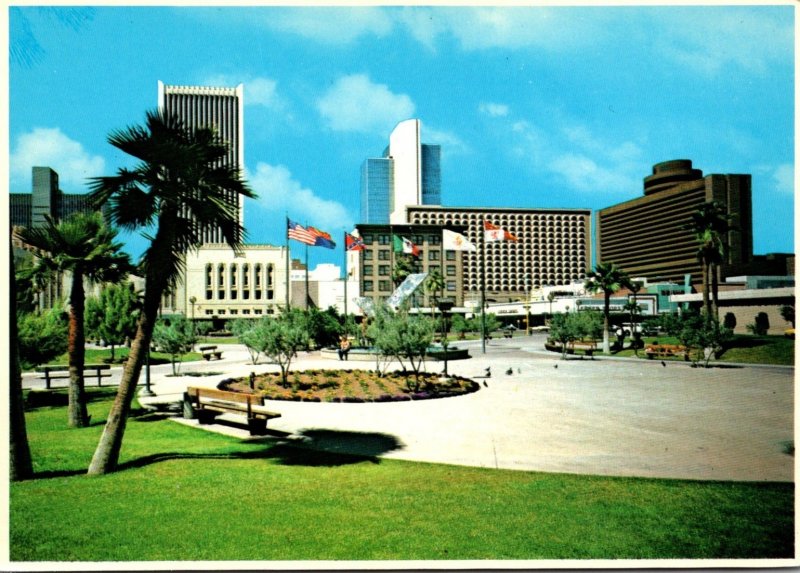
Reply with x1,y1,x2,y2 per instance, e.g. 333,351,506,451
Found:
406,206,592,304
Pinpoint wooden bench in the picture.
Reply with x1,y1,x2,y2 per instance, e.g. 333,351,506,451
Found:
571,342,596,358
184,386,281,435
645,344,689,361
199,345,223,361
503,331,514,339
35,364,112,389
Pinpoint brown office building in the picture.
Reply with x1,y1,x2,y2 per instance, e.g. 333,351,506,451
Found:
353,223,465,308
406,206,592,303
597,160,755,289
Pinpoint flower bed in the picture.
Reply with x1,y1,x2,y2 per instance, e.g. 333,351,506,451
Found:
219,369,480,403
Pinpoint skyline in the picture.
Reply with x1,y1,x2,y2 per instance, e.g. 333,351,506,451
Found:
8,5,795,270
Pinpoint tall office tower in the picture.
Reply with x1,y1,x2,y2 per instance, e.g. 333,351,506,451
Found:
158,81,245,244
359,119,441,224
597,159,754,288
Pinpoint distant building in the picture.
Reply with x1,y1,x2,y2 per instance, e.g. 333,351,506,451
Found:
171,243,289,322
11,166,102,309
158,81,245,244
406,206,592,304
360,119,441,224
10,166,95,232
596,159,759,288
352,223,465,309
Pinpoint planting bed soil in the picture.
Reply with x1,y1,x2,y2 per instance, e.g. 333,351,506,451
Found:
219,369,480,403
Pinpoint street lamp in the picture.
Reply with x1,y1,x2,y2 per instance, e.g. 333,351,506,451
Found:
141,344,154,397
437,300,454,377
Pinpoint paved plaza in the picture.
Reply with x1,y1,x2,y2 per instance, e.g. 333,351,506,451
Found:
22,335,795,482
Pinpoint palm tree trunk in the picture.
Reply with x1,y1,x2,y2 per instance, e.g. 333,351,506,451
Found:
602,293,611,354
10,253,34,481
67,270,90,428
701,258,711,321
710,261,720,321
86,306,154,475
87,261,166,475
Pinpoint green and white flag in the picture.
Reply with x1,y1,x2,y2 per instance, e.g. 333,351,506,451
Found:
392,235,420,256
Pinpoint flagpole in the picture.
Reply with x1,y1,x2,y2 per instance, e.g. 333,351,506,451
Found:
285,215,291,310
343,230,348,336
305,240,309,312
481,219,487,355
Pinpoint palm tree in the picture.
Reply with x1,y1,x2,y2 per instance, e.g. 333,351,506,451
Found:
425,269,445,319
683,201,734,321
584,262,630,354
16,212,131,427
10,249,33,480
86,109,255,475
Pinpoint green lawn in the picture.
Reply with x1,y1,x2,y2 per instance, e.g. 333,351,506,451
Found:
31,347,203,370
11,389,794,562
613,334,794,365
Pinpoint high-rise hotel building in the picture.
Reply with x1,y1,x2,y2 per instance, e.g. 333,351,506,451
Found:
360,119,441,225
407,206,592,304
597,160,754,288
158,81,245,244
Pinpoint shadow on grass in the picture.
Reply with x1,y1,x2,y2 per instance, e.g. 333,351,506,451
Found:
112,428,403,472
24,387,121,410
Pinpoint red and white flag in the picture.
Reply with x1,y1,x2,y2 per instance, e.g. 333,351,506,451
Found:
484,221,518,242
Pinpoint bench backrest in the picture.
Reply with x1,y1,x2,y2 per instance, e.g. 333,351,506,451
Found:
36,364,111,373
187,386,264,406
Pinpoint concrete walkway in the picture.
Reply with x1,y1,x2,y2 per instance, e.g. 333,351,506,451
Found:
27,336,794,482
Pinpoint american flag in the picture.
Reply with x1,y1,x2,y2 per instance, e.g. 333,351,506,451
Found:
287,219,316,245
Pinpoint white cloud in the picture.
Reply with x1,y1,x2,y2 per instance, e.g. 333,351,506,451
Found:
10,127,105,192
423,125,469,156
266,7,393,44
316,74,415,134
204,74,282,109
479,102,509,118
550,153,640,194
772,163,794,195
652,8,792,75
246,162,353,232
510,118,643,195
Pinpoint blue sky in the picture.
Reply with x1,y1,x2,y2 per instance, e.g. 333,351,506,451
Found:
8,4,795,269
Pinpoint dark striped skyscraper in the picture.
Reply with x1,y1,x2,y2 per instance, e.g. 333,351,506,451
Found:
158,81,245,244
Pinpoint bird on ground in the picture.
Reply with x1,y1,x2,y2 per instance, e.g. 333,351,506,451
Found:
661,361,667,367
482,381,488,388
554,364,558,369
484,367,491,378
505,368,513,375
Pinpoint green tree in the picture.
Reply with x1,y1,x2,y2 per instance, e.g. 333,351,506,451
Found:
425,269,445,319
303,307,343,349
151,317,197,375
367,306,435,388
230,319,260,364
779,305,795,327
450,314,469,339
15,212,130,428
661,310,733,367
468,313,500,337
584,262,630,354
392,255,416,287
16,308,69,370
747,312,770,336
258,310,310,386
10,251,33,481
85,283,140,362
548,312,581,360
86,109,255,475
683,201,735,321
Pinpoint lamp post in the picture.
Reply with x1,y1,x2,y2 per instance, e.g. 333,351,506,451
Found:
524,275,531,336
437,300,454,377
141,344,154,397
